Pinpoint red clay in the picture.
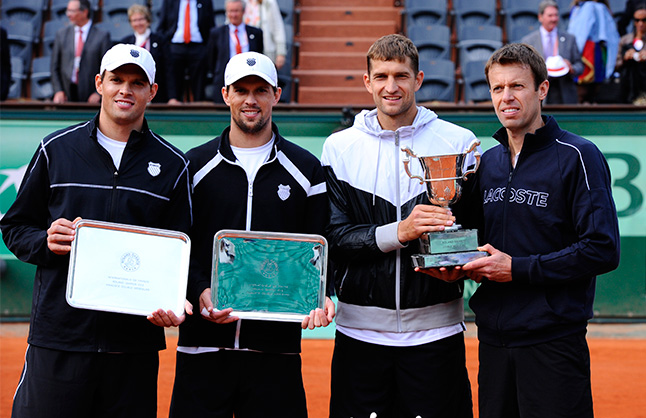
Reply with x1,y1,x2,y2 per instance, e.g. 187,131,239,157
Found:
3,334,646,418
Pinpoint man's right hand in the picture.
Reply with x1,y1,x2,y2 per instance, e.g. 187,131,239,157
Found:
199,288,239,324
53,91,67,103
397,204,455,243
47,217,81,255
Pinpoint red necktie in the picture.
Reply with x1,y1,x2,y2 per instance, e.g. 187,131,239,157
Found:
233,28,242,54
76,28,84,57
183,1,191,44
74,28,83,82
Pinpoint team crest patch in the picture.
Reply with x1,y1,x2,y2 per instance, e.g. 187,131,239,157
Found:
147,162,161,177
130,49,139,58
277,184,291,201
247,58,256,66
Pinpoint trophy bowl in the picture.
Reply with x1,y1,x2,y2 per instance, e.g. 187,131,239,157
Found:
402,139,488,268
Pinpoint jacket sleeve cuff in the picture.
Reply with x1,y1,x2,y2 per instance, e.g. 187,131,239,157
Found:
376,222,407,253
511,256,531,283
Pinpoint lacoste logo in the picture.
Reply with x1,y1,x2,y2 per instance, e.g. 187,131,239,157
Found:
277,184,290,201
147,162,161,177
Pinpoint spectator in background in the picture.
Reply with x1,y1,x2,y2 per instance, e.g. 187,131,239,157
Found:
159,0,214,102
616,0,640,35
1,27,10,101
207,0,263,103
51,0,111,103
121,4,181,104
567,0,620,103
244,0,287,69
616,3,646,103
522,0,583,104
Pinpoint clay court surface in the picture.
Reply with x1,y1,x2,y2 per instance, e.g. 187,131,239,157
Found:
2,323,646,418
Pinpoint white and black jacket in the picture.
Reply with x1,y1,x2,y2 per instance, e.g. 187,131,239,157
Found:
321,107,481,333
177,123,328,354
0,114,192,353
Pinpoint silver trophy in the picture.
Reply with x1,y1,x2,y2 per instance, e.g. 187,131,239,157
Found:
402,139,488,268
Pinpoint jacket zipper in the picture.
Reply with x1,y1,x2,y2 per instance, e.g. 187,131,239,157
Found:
394,131,402,333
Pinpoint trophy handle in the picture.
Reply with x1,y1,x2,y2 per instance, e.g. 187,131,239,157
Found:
402,147,425,184
461,139,481,180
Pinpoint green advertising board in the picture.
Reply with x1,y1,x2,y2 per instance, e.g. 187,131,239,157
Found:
0,109,644,319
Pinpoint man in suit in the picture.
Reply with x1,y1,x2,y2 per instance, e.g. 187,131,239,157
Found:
158,0,214,102
521,0,583,104
207,0,263,104
51,0,111,103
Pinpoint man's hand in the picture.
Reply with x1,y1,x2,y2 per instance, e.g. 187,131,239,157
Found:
461,244,512,283
87,92,101,104
397,204,455,243
53,91,67,103
415,265,465,282
199,288,239,324
301,297,336,330
47,217,81,255
147,300,193,327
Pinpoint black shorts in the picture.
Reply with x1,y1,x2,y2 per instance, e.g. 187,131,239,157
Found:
478,330,593,418
330,331,473,418
169,349,307,418
11,345,159,418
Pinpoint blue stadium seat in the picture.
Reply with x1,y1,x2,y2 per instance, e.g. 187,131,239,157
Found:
1,0,45,42
42,19,66,57
31,56,54,100
8,56,25,99
462,59,491,103
502,0,541,42
2,20,34,69
452,0,497,33
408,24,451,61
457,25,502,66
405,0,447,30
417,59,455,103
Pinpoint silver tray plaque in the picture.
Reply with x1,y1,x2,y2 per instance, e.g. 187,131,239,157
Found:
66,220,190,316
211,230,327,322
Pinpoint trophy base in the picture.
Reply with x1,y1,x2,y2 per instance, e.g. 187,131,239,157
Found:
412,251,488,269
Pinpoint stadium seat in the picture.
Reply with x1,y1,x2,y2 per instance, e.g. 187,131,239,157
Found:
417,59,455,103
3,20,34,69
457,25,502,66
0,0,44,42
452,0,497,33
507,19,540,43
502,0,541,42
30,56,54,100
94,21,132,43
8,57,25,99
462,59,490,103
50,0,70,22
404,0,447,30
408,24,451,61
42,19,66,57
556,0,572,31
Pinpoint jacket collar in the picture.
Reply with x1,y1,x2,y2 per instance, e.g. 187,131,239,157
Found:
87,112,151,150
217,122,283,163
492,115,562,154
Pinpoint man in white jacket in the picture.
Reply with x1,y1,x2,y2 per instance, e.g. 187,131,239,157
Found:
321,34,479,417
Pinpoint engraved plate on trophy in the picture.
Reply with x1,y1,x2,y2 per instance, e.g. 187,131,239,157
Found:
211,230,327,322
66,220,191,316
402,139,488,268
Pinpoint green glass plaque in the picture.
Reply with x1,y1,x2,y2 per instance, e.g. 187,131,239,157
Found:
211,230,327,322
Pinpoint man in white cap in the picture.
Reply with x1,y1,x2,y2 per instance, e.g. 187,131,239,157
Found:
169,51,335,418
1,44,192,418
521,0,583,104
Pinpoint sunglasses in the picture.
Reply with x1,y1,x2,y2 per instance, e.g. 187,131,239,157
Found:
634,17,646,23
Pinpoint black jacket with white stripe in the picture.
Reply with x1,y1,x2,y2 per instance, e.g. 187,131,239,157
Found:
177,123,328,354
1,113,192,352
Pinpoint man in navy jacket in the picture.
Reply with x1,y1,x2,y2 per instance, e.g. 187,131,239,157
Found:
462,43,620,418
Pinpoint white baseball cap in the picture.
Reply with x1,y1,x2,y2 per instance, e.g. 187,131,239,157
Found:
224,52,277,88
545,55,569,78
100,44,156,85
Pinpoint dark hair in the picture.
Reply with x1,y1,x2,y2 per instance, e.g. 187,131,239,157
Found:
366,34,419,75
485,43,548,90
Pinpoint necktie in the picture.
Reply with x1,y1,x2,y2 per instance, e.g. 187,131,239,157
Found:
183,1,191,44
234,28,242,54
73,28,83,83
546,32,555,58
